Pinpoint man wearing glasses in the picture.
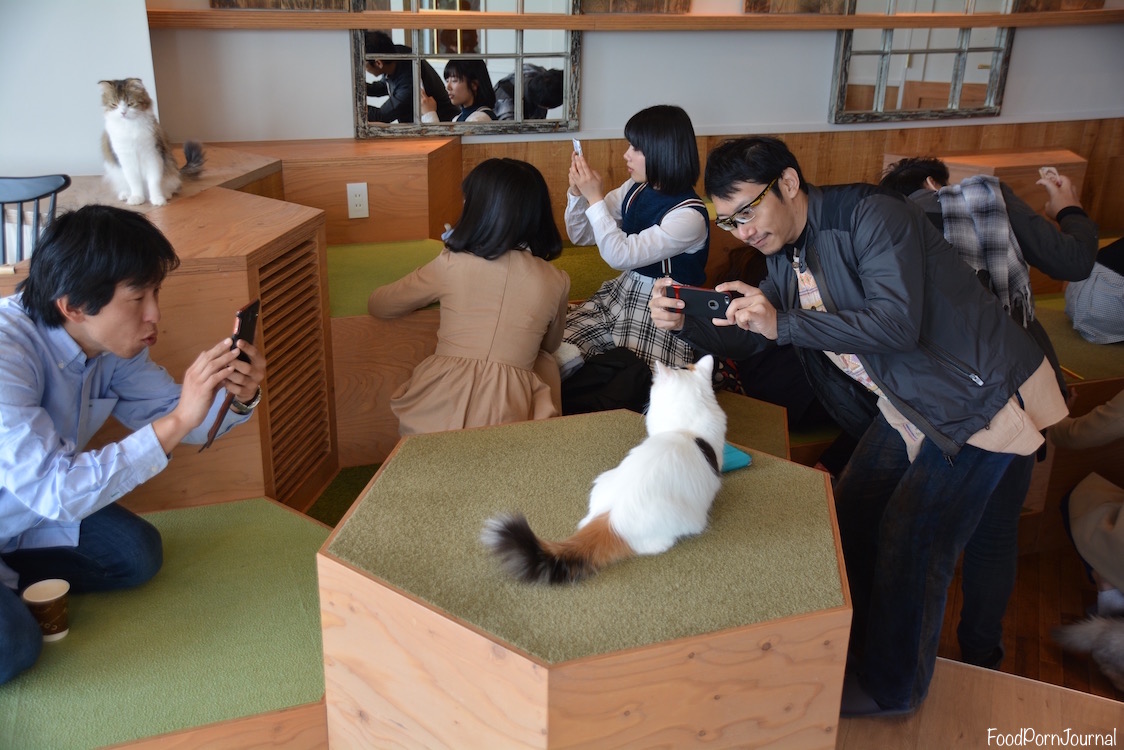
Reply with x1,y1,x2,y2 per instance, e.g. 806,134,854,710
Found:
648,136,1066,717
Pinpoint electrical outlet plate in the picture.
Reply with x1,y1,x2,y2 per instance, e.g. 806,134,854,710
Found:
346,182,369,219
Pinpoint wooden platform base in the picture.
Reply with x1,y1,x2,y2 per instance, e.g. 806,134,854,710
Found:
319,412,851,749
107,702,327,750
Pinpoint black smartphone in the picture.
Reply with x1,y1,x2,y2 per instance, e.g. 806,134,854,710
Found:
200,299,260,452
667,284,732,318
230,299,260,363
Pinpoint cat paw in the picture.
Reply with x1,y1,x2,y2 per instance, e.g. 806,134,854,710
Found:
126,195,145,206
149,196,168,207
117,192,130,202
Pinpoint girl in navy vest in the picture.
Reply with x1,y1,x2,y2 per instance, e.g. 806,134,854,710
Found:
422,59,498,123
559,104,709,375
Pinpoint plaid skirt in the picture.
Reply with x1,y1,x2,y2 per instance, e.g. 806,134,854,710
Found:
563,271,694,369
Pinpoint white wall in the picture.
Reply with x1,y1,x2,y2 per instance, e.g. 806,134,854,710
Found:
0,0,159,176
3,0,1123,177
148,25,1124,145
150,28,355,144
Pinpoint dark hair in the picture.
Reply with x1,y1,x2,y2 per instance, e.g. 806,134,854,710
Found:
704,136,806,201
17,205,179,327
622,105,700,195
525,68,564,110
443,59,496,109
446,158,562,262
879,156,950,196
364,30,398,59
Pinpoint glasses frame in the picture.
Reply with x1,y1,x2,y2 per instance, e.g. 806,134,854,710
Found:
715,177,779,232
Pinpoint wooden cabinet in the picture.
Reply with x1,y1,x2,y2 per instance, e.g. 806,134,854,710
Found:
118,188,338,512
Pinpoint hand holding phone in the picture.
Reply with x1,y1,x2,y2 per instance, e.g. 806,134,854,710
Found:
230,299,260,364
666,284,732,318
200,299,260,451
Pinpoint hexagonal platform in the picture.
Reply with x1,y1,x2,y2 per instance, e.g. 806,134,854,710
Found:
318,410,850,749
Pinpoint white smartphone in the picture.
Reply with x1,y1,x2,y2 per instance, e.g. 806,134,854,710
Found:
572,138,583,157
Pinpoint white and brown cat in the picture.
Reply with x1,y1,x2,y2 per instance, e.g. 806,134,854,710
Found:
482,355,727,584
1053,616,1124,691
100,78,204,207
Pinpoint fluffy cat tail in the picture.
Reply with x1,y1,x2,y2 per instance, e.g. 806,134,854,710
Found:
481,512,633,584
180,140,206,178
1052,616,1119,653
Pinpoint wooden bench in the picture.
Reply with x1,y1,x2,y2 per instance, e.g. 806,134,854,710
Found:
320,411,850,748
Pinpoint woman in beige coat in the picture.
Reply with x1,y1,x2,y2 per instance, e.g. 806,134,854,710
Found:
368,158,571,436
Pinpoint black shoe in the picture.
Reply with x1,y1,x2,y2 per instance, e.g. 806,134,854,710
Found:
961,645,1003,670
838,671,916,718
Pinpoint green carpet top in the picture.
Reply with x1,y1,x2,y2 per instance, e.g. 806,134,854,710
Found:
0,499,329,750
326,411,846,665
1036,296,1124,384
327,240,617,318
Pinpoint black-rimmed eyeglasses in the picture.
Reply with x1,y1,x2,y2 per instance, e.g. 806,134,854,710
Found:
714,177,778,232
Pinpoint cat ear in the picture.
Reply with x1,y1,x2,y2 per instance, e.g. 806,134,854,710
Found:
694,355,714,379
653,361,668,378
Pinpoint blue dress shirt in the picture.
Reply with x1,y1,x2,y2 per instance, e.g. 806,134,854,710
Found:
0,295,249,588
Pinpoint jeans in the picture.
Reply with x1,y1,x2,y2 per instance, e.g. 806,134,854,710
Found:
834,414,1015,711
0,504,162,685
957,452,1035,666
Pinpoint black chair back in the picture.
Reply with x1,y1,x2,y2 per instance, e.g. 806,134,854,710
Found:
0,174,72,265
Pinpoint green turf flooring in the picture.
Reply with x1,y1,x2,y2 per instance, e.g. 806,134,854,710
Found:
0,499,329,749
327,240,617,318
307,464,379,527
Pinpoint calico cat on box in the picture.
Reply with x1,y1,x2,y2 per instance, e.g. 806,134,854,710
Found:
100,78,204,207
482,355,726,584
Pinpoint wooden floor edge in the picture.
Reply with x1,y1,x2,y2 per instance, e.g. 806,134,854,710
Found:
104,699,327,749
837,658,1123,750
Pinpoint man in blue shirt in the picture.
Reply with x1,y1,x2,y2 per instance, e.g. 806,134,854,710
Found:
0,205,266,684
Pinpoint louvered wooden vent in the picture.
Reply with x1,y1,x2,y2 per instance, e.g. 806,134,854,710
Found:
257,240,332,506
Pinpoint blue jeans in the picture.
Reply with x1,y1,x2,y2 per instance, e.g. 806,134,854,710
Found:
957,452,1035,666
0,504,162,685
834,414,1014,711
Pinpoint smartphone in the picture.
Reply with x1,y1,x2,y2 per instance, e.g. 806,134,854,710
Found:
230,299,260,364
200,299,260,452
572,138,583,157
667,284,732,318
1039,166,1059,181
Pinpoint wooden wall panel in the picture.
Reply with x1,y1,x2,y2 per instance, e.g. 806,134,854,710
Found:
462,117,1124,236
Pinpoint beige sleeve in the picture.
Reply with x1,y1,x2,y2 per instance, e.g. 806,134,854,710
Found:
367,252,446,319
1050,388,1124,450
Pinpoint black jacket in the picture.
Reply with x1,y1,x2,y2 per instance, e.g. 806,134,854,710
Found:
681,183,1046,456
909,185,1098,396
367,47,457,124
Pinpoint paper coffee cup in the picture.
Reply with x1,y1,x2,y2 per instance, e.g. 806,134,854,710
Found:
22,579,70,642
